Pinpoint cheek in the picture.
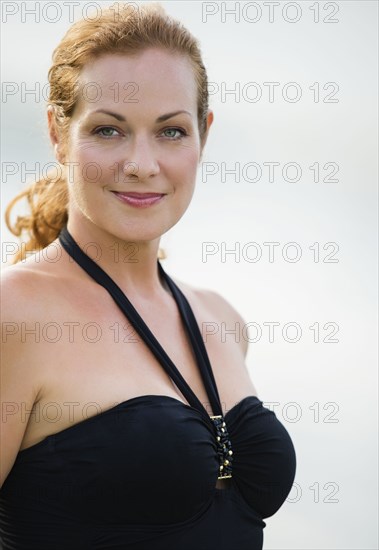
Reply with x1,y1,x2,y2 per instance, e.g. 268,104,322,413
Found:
68,145,117,189
160,148,199,212
166,147,199,182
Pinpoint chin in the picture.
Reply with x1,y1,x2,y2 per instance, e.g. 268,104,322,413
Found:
95,221,169,245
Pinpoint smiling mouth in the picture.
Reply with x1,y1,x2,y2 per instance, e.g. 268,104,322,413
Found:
111,191,166,208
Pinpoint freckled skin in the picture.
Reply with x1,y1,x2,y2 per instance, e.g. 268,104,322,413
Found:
57,49,211,246
2,47,261,501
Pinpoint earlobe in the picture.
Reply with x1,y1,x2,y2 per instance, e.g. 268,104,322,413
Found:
207,109,214,130
203,110,214,144
47,105,65,164
54,143,64,165
54,139,65,166
199,110,214,161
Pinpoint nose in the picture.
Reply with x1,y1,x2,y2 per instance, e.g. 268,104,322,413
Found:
122,135,160,181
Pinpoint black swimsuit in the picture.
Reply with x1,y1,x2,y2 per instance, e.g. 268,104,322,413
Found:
0,226,296,549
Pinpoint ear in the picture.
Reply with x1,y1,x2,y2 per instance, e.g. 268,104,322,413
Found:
47,105,65,164
199,109,214,162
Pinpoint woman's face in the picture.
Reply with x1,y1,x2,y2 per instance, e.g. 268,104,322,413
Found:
52,48,213,243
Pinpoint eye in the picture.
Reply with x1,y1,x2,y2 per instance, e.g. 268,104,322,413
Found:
93,126,121,138
161,127,187,140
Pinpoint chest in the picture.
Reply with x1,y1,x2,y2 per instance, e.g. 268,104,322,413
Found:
21,288,253,451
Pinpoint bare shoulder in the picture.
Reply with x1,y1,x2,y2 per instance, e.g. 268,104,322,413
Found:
170,275,247,324
1,259,55,485
1,251,72,371
1,255,59,318
0,256,59,370
170,275,249,358
2,262,42,314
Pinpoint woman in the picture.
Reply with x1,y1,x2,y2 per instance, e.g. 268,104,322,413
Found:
0,3,296,548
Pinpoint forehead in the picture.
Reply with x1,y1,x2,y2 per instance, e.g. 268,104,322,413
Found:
74,49,197,116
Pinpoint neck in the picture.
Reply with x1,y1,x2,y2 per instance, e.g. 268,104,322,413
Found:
61,219,168,300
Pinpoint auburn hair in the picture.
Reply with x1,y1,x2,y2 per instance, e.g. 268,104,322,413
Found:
5,2,209,263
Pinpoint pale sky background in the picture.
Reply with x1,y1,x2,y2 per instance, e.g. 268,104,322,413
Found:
1,1,378,548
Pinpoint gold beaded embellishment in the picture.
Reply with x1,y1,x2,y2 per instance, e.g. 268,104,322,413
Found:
210,414,233,479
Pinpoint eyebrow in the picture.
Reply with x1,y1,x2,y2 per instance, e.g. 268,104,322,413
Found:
90,109,192,122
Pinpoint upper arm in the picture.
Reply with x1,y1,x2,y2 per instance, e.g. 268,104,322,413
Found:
0,270,43,487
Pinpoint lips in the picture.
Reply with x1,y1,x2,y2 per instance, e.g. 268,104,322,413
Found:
112,192,165,198
111,191,166,208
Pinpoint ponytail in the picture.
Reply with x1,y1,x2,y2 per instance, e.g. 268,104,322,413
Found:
5,2,208,263
5,171,68,263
